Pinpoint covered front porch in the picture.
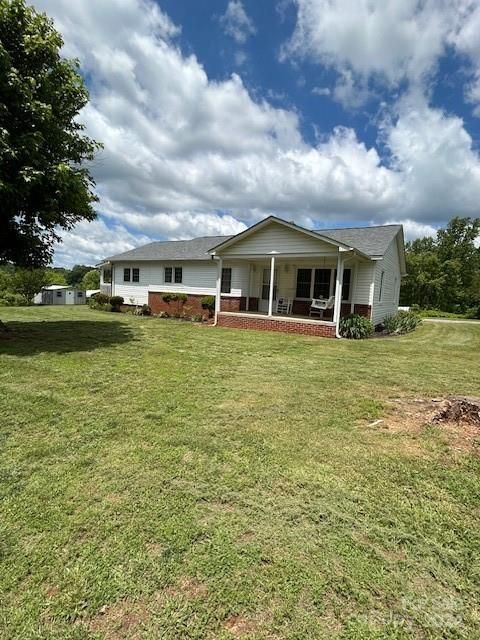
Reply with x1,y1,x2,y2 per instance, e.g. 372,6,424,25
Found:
210,217,374,338
215,254,367,338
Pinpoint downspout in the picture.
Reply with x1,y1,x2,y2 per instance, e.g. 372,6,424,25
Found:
212,255,222,326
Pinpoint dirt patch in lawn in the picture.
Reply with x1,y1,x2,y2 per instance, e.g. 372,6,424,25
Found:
223,615,261,637
89,599,148,640
162,577,208,599
369,396,480,456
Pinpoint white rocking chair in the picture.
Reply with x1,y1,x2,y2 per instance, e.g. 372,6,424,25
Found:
309,296,335,318
276,297,292,314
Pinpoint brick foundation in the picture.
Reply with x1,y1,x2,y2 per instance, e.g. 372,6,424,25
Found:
148,292,245,318
217,314,336,337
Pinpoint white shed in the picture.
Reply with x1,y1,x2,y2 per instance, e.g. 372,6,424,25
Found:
34,285,86,305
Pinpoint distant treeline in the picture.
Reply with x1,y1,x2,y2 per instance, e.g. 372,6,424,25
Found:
0,264,99,306
400,217,480,315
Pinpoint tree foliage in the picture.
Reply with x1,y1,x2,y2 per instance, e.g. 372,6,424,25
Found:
0,0,101,267
12,267,47,304
81,269,100,290
401,217,480,312
66,264,93,287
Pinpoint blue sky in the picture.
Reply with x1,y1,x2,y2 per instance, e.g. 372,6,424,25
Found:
33,0,480,266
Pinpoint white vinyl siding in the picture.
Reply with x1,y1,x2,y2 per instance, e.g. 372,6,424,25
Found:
352,261,375,307
219,223,337,256
371,237,402,325
112,261,249,305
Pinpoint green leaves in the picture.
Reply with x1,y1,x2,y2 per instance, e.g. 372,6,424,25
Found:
0,0,101,267
401,217,480,312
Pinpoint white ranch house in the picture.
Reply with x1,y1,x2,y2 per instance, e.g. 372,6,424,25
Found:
99,216,406,338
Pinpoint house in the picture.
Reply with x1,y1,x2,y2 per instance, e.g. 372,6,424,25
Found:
99,216,406,338
34,284,86,305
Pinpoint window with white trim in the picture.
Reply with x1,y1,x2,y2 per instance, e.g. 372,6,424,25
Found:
295,268,351,301
174,267,182,283
221,267,232,293
164,267,172,283
123,268,131,282
379,270,385,301
132,268,140,283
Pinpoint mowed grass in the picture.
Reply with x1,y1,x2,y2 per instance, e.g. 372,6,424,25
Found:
0,307,479,640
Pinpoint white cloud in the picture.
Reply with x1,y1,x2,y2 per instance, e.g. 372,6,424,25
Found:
283,0,480,111
384,219,438,242
219,0,256,44
54,218,152,267
311,86,330,96
28,0,480,266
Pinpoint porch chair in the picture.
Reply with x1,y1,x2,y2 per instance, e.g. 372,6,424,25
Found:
276,297,292,315
309,296,335,319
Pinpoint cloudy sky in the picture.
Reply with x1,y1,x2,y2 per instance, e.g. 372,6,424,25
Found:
33,0,480,266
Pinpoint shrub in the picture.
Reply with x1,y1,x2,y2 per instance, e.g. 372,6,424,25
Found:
94,292,109,305
465,306,480,319
158,311,169,318
109,295,124,311
89,300,112,312
201,295,215,311
339,314,373,339
383,310,422,335
191,313,204,322
0,292,25,306
140,304,152,316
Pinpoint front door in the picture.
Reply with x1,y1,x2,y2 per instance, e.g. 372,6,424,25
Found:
258,268,278,313
65,290,75,305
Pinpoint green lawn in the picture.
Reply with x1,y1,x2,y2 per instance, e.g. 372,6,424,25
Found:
1,307,479,640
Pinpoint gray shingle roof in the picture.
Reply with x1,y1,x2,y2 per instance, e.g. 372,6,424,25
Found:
105,236,231,262
105,223,402,262
319,225,402,257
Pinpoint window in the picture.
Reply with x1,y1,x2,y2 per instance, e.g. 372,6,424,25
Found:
342,269,351,301
103,269,112,284
132,268,140,283
174,267,182,283
379,270,385,301
77,291,83,297
296,268,312,298
221,267,232,293
262,268,277,300
56,291,62,298
123,268,131,282
313,269,330,299
164,267,172,283
295,267,352,301
333,268,352,301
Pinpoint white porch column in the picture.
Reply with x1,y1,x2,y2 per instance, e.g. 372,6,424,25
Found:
246,263,251,311
268,255,276,317
333,252,344,327
214,257,223,323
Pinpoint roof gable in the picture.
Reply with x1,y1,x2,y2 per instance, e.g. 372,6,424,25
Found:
209,216,353,255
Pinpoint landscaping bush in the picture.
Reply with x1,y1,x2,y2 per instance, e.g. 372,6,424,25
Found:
191,313,204,322
339,314,373,339
383,310,422,335
140,304,152,316
89,300,112,312
161,292,188,315
109,295,124,312
93,292,109,305
201,295,215,312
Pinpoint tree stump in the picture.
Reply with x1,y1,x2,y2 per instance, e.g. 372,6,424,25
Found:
433,396,480,426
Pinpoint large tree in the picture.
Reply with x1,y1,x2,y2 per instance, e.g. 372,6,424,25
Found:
0,0,101,267
401,217,480,312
